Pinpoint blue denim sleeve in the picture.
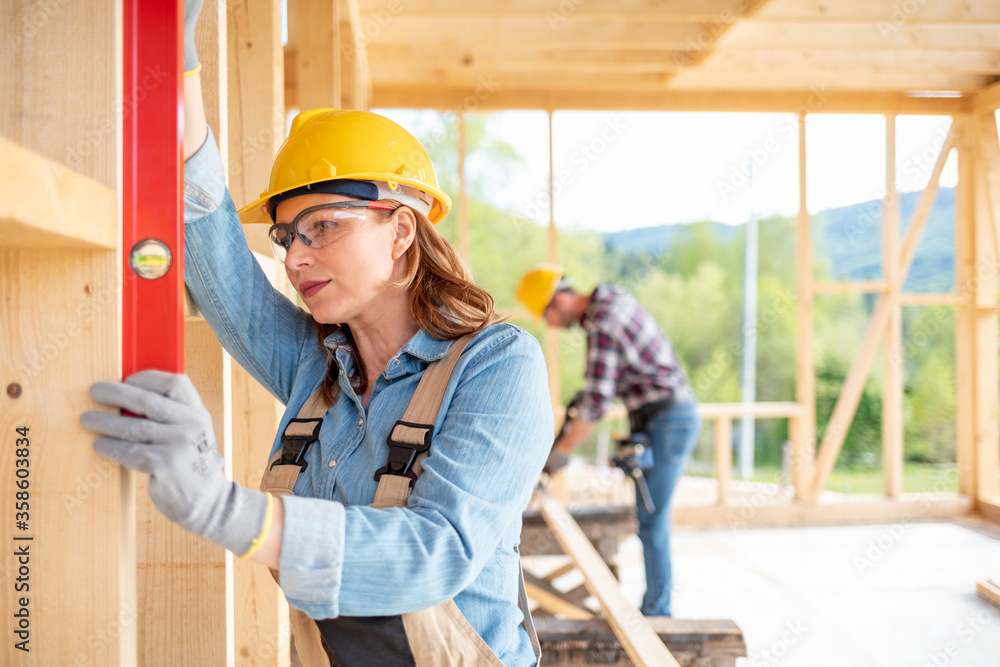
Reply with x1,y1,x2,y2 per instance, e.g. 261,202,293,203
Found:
276,326,554,618
182,129,313,404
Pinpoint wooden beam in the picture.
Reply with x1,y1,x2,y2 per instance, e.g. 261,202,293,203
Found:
536,490,682,667
671,70,987,93
758,0,1000,22
900,293,965,306
714,417,733,506
973,80,1000,112
956,115,976,497
794,112,816,503
972,113,1000,501
701,48,1000,76
978,499,1000,525
523,580,595,620
812,281,888,294
227,0,284,257
0,137,116,250
976,580,1000,610
809,123,956,501
358,0,757,20
699,402,803,419
292,0,341,110
883,113,903,500
368,86,970,113
678,494,973,528
724,21,1000,51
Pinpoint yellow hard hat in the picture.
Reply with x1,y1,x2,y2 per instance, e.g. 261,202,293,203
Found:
515,264,565,319
238,108,452,226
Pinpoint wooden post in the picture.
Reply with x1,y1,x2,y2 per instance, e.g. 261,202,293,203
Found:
227,0,284,257
545,110,561,414
955,115,975,497
714,417,732,506
0,1,132,664
339,0,368,111
972,113,1000,502
292,0,342,110
794,112,816,501
883,113,903,498
457,113,471,264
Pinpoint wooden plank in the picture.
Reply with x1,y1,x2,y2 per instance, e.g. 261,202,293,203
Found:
714,417,733,507
0,0,129,664
955,115,976,497
536,490,682,667
883,113,903,500
972,115,1000,501
340,0,369,111
698,402,803,419
534,616,747,667
677,495,973,528
900,293,965,306
369,86,971,113
227,0,285,267
978,111,1000,261
812,281,888,294
671,70,987,93
809,124,956,501
976,580,1000,609
358,0,756,20
723,21,1000,51
0,137,117,250
292,0,341,110
795,112,816,502
758,0,1000,22
523,580,595,620
701,48,1000,76
973,80,1000,112
138,320,232,666
979,499,1000,525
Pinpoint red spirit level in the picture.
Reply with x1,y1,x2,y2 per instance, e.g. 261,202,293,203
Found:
123,0,184,377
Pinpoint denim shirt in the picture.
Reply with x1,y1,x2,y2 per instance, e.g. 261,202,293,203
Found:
183,131,552,666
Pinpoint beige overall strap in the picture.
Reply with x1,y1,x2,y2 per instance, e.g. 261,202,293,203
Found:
371,333,475,509
259,388,331,667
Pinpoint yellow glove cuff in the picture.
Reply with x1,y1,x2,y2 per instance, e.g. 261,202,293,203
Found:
183,62,202,78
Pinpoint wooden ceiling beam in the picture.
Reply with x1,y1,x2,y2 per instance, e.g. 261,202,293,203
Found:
758,0,1000,23
671,70,987,92
368,86,970,114
722,21,1000,50
703,48,1000,75
358,16,713,50
358,0,752,21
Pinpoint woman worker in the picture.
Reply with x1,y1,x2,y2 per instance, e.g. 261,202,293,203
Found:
80,2,552,664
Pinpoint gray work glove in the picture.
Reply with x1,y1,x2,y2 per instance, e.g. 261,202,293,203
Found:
184,0,205,73
80,370,268,557
543,446,570,475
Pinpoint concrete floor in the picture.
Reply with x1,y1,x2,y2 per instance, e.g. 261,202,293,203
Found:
612,519,1000,667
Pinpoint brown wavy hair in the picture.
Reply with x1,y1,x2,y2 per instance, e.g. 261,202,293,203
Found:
312,204,499,405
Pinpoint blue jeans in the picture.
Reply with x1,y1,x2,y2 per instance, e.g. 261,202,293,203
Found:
636,400,701,616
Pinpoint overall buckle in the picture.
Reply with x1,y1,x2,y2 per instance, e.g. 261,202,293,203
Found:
373,420,432,486
272,418,323,473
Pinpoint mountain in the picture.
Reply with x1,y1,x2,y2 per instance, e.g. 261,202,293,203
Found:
603,188,956,293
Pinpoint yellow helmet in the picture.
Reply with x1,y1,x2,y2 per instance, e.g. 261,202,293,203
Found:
238,108,452,226
515,264,565,319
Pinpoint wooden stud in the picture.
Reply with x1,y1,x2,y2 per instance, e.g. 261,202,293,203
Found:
812,281,888,294
537,490,682,667
226,0,285,258
973,80,1000,113
972,114,1000,501
794,112,816,502
899,293,965,306
714,417,733,507
809,124,956,501
457,113,470,264
523,581,595,620
292,0,341,110
955,115,976,497
883,113,903,499
0,0,130,663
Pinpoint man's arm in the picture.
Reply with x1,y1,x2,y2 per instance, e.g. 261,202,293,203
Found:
554,417,597,454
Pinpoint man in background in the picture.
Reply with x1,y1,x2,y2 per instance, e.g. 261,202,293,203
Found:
516,264,701,617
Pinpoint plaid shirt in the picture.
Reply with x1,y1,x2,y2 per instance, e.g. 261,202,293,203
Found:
576,284,691,421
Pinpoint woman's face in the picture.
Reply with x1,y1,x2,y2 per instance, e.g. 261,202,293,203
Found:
275,192,415,325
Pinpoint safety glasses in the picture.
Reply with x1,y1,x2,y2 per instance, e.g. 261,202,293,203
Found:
267,201,398,263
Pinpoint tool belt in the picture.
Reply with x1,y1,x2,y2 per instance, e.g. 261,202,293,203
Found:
627,395,675,435
259,333,541,667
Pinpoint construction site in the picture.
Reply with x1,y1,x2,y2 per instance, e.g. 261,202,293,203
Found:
3,0,1000,665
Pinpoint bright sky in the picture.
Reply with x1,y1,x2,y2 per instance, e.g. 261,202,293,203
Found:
375,109,959,234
